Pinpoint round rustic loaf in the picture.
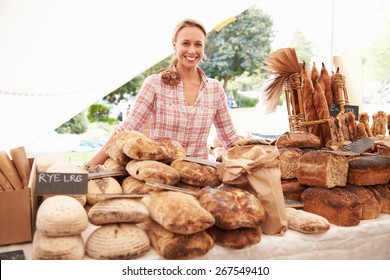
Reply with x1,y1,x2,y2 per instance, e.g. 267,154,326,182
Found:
198,186,265,230
103,157,127,172
206,226,262,249
86,223,150,260
88,198,149,225
141,191,215,234
86,177,123,205
170,159,221,187
36,195,89,237
275,131,321,149
122,176,161,195
32,231,85,260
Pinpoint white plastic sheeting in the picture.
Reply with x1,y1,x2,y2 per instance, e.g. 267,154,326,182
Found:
0,0,256,151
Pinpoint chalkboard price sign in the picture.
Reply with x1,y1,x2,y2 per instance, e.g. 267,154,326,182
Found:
329,104,359,120
35,172,88,195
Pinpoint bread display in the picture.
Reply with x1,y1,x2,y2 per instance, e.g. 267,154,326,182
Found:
279,148,304,179
301,187,362,227
36,195,89,237
281,179,307,202
275,131,321,149
171,158,221,187
297,151,349,189
137,218,214,260
198,186,265,230
206,225,262,249
88,198,149,225
345,185,382,220
86,223,150,260
347,155,390,186
141,191,215,235
32,231,85,260
286,207,330,234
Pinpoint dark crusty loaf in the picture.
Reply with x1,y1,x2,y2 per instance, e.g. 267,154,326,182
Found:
297,151,349,188
206,226,262,249
371,184,390,214
279,148,304,179
347,155,390,186
275,131,321,149
281,179,307,202
345,185,382,220
126,160,180,185
301,187,362,227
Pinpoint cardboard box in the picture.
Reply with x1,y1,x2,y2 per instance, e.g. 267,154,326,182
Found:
0,159,37,246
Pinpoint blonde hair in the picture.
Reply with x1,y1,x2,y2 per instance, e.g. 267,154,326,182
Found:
159,19,207,86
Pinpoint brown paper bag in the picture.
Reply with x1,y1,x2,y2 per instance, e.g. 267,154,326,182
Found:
219,145,287,235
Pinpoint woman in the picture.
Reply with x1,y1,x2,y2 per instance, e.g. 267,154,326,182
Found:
88,19,239,164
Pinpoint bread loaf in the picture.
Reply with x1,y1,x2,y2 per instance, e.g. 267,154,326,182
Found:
317,63,333,107
276,131,321,149
279,148,303,179
371,184,390,214
345,185,382,220
170,159,221,187
32,231,84,260
297,151,348,188
359,112,373,137
36,195,89,237
347,155,390,186
371,111,387,136
206,226,262,249
345,111,358,141
155,137,186,163
137,218,214,260
286,207,330,234
126,160,180,185
141,191,215,235
198,186,265,230
122,176,161,195
103,157,127,172
86,223,150,260
87,177,123,205
312,80,332,146
301,187,362,226
281,179,307,202
88,198,149,225
104,143,130,165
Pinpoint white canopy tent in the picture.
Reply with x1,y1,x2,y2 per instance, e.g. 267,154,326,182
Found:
0,0,257,152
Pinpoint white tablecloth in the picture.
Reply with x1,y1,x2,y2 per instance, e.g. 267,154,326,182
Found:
2,214,390,260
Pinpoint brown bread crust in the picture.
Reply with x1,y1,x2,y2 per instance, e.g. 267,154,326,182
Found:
345,185,382,220
347,155,390,186
206,226,262,249
276,131,321,149
279,148,304,179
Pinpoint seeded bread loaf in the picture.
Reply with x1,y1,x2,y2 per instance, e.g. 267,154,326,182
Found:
279,148,304,179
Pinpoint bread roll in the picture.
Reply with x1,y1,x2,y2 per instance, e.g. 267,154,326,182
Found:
141,191,215,234
345,185,382,220
86,223,150,260
347,155,390,186
32,231,84,260
286,207,330,234
198,186,265,230
371,184,390,214
206,226,262,249
275,131,321,149
126,160,180,185
301,187,362,227
36,195,89,237
170,159,221,187
137,218,214,260
281,179,307,202
88,198,149,225
297,151,348,188
279,148,303,179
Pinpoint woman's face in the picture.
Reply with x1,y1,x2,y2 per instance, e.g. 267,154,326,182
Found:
173,26,205,69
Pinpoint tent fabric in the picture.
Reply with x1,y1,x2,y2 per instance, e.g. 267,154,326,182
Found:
0,0,257,151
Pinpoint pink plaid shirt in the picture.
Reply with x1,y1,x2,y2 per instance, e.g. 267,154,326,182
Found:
117,68,239,159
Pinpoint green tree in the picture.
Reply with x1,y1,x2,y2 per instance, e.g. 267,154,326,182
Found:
201,7,273,91
289,30,314,66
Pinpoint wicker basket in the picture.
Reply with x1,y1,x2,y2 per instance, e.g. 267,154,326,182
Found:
284,71,349,133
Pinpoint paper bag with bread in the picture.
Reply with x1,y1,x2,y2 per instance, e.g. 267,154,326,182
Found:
218,144,287,235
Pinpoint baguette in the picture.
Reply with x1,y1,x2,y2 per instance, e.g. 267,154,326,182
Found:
10,146,31,188
345,111,358,141
312,80,332,146
359,112,373,137
0,151,23,190
317,63,333,106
